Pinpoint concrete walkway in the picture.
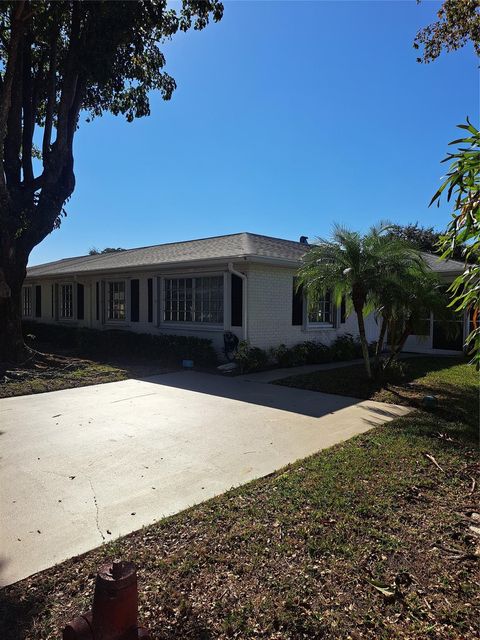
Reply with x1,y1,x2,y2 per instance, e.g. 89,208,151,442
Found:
238,358,366,383
0,370,410,586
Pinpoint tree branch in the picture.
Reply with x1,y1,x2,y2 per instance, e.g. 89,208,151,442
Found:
42,14,58,162
21,29,34,184
4,40,23,187
54,1,81,156
0,2,26,194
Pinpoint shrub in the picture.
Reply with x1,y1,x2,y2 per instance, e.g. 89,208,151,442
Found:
271,343,303,368
22,322,218,366
270,341,331,368
234,341,269,373
300,341,331,364
329,334,363,361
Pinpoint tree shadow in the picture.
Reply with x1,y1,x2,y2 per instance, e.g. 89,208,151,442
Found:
0,567,50,640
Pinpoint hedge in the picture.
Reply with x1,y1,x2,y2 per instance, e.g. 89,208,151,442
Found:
22,321,218,367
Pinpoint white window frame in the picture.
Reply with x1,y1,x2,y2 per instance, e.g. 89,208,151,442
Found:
106,280,127,322
59,282,74,319
22,285,32,317
306,291,335,328
160,272,225,329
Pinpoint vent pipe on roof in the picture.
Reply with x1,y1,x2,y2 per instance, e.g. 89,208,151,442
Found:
299,236,309,244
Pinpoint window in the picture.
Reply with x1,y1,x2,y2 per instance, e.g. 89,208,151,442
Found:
107,281,126,320
308,291,332,324
412,310,431,336
60,284,73,318
164,276,223,324
22,286,32,316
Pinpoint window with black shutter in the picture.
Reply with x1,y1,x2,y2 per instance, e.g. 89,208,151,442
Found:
131,279,139,322
95,282,99,320
231,274,243,327
77,284,84,320
292,277,303,325
147,278,153,323
35,285,42,318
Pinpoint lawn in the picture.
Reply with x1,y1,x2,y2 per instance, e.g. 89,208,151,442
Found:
275,357,475,427
0,350,176,399
1,358,478,639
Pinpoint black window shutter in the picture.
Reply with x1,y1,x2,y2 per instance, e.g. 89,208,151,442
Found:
77,284,84,320
130,279,140,322
292,277,303,325
231,274,243,327
340,295,346,323
147,278,153,323
35,285,42,317
95,282,99,320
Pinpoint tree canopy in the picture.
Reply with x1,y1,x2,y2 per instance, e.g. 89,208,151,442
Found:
297,224,422,379
414,0,480,63
0,0,223,361
88,247,126,256
433,120,480,363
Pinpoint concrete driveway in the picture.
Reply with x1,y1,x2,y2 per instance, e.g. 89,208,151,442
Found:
0,370,409,586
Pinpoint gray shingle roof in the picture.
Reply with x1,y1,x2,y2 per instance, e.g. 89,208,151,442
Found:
26,233,466,279
27,233,307,277
420,252,465,274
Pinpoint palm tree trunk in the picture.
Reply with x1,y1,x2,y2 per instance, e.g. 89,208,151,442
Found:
375,316,388,370
354,301,372,379
385,318,412,368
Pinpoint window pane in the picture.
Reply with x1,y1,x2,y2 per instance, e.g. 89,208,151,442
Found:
60,284,73,318
308,291,332,324
108,281,126,320
22,287,32,316
164,276,223,324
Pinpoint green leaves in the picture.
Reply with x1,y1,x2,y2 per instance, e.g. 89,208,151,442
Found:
432,121,480,364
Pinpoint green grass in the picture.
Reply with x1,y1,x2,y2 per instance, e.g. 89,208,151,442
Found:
1,358,479,639
275,356,478,432
0,359,128,398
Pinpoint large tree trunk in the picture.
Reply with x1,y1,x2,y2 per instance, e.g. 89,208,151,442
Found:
0,253,28,363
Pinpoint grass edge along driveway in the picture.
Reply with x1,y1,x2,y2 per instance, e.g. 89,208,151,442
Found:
1,357,479,639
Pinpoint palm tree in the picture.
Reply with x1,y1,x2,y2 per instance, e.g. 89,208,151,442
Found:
378,266,455,369
297,223,421,379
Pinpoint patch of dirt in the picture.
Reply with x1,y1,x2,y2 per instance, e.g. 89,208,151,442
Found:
0,348,176,398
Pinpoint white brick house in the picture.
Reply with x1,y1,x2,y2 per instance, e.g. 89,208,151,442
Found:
22,232,468,355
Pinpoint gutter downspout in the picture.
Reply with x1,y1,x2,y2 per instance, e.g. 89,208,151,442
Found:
228,262,247,341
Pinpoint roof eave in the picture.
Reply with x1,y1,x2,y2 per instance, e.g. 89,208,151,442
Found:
25,252,304,280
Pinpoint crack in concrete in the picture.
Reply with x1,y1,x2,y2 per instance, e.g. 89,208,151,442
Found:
86,476,105,542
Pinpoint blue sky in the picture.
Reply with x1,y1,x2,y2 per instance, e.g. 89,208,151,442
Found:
30,0,478,265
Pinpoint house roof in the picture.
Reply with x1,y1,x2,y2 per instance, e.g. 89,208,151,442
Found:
26,232,308,277
419,252,465,275
26,232,466,279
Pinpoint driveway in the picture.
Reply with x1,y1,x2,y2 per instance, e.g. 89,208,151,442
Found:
0,370,410,586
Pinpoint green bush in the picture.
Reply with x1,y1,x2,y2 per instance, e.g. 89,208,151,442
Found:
329,334,363,361
234,341,269,373
23,321,217,366
269,336,368,369
270,343,303,368
300,341,331,364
